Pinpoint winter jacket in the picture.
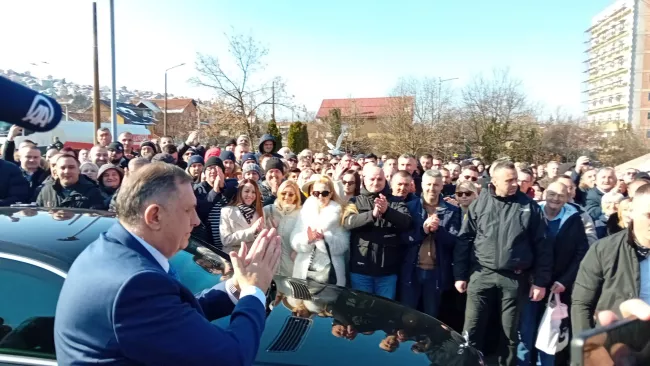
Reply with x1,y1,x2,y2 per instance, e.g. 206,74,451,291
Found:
343,185,412,277
22,167,48,202
584,187,606,221
570,170,588,207
453,187,552,287
259,180,276,206
0,159,29,206
572,229,643,333
255,133,283,159
571,203,598,246
290,197,350,286
194,179,238,249
264,204,300,277
399,194,461,291
538,202,589,304
35,176,105,210
219,205,261,254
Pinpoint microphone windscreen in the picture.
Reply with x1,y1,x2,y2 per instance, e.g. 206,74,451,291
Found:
0,76,63,132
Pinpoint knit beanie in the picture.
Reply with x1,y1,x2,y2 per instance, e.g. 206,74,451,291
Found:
242,163,262,178
242,152,258,164
219,150,236,163
264,157,284,175
140,141,156,151
188,155,205,167
205,156,225,172
204,147,221,161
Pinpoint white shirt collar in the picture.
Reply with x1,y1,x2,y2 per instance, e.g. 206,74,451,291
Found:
128,231,170,272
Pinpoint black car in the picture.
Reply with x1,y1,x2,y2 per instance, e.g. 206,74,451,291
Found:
0,208,485,366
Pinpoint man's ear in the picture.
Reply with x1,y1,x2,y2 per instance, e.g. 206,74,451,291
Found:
142,204,162,230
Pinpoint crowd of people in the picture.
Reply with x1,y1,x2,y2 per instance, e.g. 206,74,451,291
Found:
2,124,650,366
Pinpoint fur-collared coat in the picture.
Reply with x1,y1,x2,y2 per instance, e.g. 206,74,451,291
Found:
290,197,349,286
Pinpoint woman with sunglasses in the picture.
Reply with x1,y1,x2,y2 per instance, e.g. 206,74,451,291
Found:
263,180,303,277
455,181,479,215
291,175,355,286
340,170,361,202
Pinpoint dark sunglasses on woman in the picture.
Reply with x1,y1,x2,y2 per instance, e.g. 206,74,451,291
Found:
311,190,330,198
456,191,474,197
463,175,478,182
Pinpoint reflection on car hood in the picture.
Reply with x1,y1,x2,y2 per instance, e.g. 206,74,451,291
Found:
214,277,485,366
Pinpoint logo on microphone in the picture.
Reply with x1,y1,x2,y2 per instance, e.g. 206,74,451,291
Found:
22,95,55,128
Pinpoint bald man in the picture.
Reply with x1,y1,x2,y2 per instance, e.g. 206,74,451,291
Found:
342,165,412,300
518,182,588,364
572,183,650,334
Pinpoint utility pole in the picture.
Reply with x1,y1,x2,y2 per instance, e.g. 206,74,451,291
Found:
437,77,459,123
271,80,275,121
109,0,118,142
164,63,185,136
92,2,101,142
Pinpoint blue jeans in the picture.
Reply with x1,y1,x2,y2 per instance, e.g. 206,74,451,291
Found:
350,273,398,300
517,299,555,366
401,268,441,317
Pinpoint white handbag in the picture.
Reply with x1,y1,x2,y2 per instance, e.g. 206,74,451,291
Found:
535,293,570,354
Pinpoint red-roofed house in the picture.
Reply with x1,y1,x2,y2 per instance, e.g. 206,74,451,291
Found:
134,98,199,138
315,97,414,138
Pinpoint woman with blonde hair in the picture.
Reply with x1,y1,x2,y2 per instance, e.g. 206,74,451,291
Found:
220,179,265,254
264,180,302,276
291,175,354,286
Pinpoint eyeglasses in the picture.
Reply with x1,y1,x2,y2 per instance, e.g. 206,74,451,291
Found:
342,180,355,186
463,176,478,182
280,191,295,197
311,190,330,198
456,191,474,197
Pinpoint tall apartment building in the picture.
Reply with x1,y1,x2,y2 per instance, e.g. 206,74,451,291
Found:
584,0,650,140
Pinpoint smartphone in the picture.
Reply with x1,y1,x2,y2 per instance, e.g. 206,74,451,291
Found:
571,317,650,366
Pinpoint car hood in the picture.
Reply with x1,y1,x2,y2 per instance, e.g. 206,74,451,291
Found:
212,277,485,366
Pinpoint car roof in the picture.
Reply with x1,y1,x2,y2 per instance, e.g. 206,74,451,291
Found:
0,208,116,271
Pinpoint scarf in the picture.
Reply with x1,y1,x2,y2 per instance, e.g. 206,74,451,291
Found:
275,203,297,215
238,203,256,224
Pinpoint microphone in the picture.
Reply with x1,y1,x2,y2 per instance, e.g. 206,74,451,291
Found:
0,75,63,132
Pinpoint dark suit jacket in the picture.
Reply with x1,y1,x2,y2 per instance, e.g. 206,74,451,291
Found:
54,222,266,365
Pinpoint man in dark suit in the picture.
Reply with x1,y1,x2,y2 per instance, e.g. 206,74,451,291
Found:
54,162,281,366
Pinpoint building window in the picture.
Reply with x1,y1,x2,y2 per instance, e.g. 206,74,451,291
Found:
648,93,650,101
607,114,612,121
647,112,650,120
615,112,620,120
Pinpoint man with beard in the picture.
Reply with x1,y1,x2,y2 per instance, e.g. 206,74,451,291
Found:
36,155,105,209
259,157,285,206
187,155,204,183
90,145,109,168
139,141,157,161
18,146,48,200
219,150,238,179
107,142,128,169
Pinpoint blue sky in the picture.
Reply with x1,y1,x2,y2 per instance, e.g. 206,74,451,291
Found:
1,0,612,120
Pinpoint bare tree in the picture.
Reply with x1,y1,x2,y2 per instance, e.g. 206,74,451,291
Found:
190,31,292,139
459,68,536,162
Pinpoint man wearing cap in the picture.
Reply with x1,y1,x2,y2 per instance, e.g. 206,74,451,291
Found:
224,138,237,152
194,156,238,250
259,157,285,206
187,155,205,184
139,141,157,161
107,141,129,169
219,150,238,179
241,153,258,170
284,153,298,170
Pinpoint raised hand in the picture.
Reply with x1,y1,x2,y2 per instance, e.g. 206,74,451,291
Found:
252,217,265,233
230,228,281,293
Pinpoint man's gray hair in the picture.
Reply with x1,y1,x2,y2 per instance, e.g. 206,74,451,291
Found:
115,162,192,226
423,169,443,179
398,153,416,160
98,127,110,133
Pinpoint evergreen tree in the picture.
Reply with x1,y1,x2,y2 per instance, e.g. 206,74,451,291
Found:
267,119,283,150
287,122,303,153
300,123,310,150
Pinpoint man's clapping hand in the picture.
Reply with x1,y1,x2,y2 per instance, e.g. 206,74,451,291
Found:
229,228,281,294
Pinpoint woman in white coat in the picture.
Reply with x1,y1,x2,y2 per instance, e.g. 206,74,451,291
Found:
219,179,265,254
264,180,302,277
290,175,354,287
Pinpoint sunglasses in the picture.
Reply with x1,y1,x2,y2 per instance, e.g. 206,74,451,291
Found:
463,176,478,182
311,190,330,198
456,191,474,197
342,180,355,186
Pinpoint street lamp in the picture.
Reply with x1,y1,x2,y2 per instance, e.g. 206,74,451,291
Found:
437,77,459,123
164,63,185,136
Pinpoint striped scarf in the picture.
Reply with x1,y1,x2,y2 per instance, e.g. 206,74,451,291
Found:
238,204,256,224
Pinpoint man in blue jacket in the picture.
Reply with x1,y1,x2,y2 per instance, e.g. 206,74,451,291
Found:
392,169,461,317
54,162,281,366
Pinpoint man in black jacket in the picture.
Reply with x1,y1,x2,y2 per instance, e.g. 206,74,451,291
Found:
36,155,105,210
0,158,28,207
453,161,552,366
572,183,650,334
518,181,588,365
343,165,412,300
17,146,48,201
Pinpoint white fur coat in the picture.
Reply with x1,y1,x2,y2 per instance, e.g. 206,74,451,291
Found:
290,197,349,286
263,204,300,277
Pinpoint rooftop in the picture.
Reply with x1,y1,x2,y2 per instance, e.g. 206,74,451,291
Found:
315,96,414,119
